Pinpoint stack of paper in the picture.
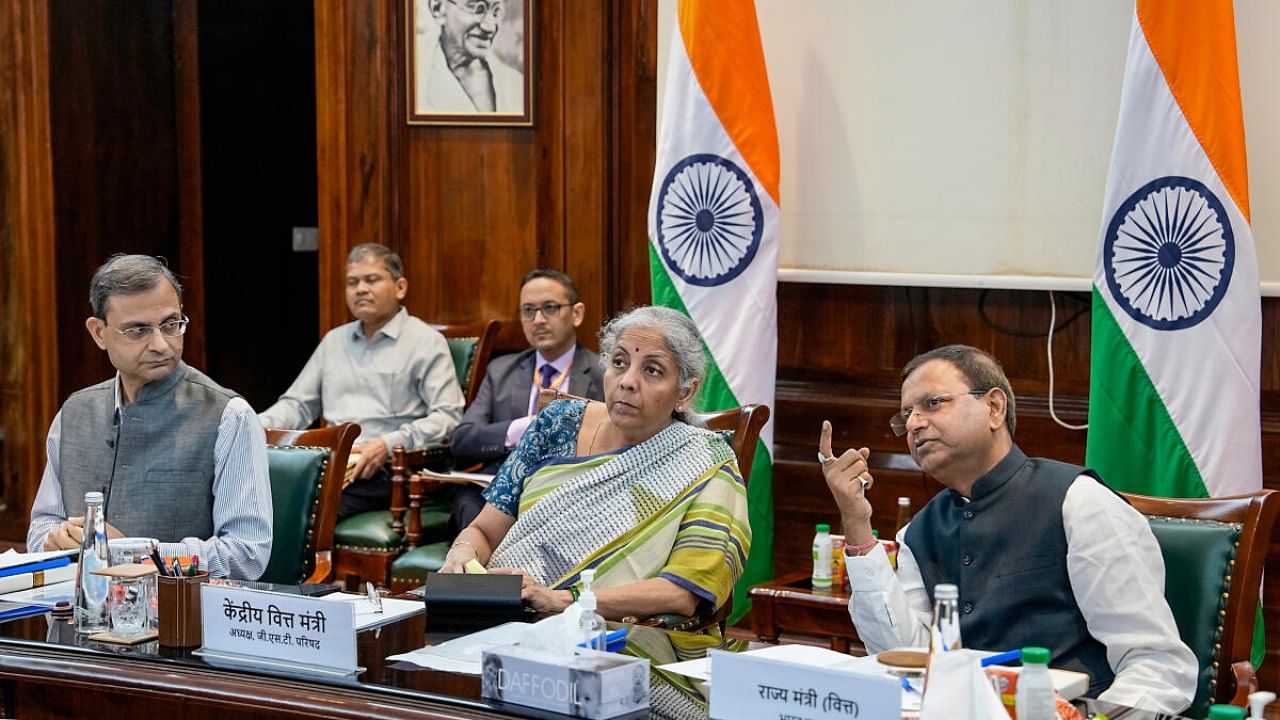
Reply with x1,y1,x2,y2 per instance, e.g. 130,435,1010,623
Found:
343,453,361,489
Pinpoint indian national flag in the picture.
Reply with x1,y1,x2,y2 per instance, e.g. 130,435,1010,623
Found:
1087,0,1261,659
648,0,778,623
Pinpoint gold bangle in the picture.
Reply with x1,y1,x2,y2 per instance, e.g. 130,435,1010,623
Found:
451,540,474,553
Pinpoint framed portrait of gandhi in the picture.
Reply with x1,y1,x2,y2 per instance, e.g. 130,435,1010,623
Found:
407,0,534,126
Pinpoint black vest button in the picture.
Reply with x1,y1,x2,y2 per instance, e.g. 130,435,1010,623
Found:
963,509,975,519
962,554,973,565
963,601,974,614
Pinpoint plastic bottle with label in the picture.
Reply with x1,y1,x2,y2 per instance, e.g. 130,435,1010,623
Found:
1015,646,1057,720
811,524,833,589
894,496,913,536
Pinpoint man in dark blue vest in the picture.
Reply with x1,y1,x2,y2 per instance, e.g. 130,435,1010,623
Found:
818,344,1195,714
27,255,273,580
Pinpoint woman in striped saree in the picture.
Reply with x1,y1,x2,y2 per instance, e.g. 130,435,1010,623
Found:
441,306,751,620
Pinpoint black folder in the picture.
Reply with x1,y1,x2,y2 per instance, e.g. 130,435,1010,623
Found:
423,573,525,632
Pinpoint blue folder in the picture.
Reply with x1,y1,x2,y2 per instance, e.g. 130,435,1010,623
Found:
0,604,49,622
0,555,72,579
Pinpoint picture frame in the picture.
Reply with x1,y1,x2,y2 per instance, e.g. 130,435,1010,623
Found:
406,0,534,126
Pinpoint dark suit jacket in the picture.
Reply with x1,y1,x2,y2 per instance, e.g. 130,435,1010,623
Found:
450,347,604,472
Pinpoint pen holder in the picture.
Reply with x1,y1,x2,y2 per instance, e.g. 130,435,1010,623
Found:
158,571,208,647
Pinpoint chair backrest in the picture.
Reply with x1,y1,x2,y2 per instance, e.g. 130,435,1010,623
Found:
433,320,499,406
693,404,770,485
1121,490,1278,716
261,423,359,584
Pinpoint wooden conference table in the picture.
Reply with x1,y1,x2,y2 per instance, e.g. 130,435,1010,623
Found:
0,606,745,720
0,609,1180,719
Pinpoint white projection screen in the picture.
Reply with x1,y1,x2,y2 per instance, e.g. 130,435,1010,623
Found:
657,2,1280,293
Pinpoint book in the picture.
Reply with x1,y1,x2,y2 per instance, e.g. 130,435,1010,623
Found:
0,562,76,595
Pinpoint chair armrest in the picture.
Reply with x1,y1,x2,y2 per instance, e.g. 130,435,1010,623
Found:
1226,660,1258,706
403,442,452,472
536,389,591,413
304,550,333,585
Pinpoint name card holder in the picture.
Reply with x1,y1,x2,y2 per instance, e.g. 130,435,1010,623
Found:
196,584,360,677
709,649,901,720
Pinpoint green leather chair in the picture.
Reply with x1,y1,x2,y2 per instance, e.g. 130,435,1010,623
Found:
1123,490,1279,718
260,423,359,585
332,320,498,589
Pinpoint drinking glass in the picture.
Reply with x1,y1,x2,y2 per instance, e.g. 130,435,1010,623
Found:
108,575,149,637
110,537,160,628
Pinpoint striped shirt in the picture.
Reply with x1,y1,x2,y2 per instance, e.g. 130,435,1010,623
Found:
27,376,273,580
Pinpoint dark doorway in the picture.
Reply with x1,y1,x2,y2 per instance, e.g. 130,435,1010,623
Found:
198,0,319,410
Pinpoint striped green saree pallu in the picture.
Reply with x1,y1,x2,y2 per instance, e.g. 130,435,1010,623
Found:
488,420,751,612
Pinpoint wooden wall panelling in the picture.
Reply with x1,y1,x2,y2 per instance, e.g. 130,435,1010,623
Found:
172,0,205,371
605,0,657,316
772,282,1280,687
313,0,352,334
318,0,657,347
0,0,57,540
558,0,606,341
47,0,184,401
315,0,396,333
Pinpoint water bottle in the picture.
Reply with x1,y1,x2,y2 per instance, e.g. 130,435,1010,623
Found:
576,569,607,651
929,583,962,654
894,496,913,536
73,491,111,634
811,524,833,589
1015,646,1057,720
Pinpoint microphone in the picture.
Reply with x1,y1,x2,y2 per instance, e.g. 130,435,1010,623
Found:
104,408,121,517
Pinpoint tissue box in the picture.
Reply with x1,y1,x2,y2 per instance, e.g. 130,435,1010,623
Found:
480,644,650,719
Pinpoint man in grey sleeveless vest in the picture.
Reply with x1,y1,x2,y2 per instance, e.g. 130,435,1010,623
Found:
818,345,1196,714
27,255,272,581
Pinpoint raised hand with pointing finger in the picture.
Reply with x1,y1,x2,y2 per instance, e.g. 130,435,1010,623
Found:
818,420,878,554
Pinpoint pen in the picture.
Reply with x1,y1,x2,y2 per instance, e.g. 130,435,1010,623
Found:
190,555,199,576
149,543,170,577
980,649,1022,667
172,557,184,577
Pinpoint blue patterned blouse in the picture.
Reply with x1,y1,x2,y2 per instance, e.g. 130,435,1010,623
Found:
481,399,586,516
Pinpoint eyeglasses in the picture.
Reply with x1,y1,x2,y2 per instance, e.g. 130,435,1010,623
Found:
889,389,990,437
108,316,190,343
446,0,504,19
519,302,566,321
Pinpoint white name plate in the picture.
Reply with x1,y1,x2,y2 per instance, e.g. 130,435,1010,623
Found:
709,649,901,720
201,584,357,675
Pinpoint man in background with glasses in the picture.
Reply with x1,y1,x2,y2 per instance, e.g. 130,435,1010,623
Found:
259,243,463,519
449,269,603,529
28,254,273,581
419,0,524,114
818,344,1195,714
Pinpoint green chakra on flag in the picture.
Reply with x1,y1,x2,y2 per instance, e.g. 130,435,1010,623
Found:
1102,175,1235,331
655,153,764,287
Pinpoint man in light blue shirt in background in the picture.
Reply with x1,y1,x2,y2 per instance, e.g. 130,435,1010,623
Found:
259,243,464,519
